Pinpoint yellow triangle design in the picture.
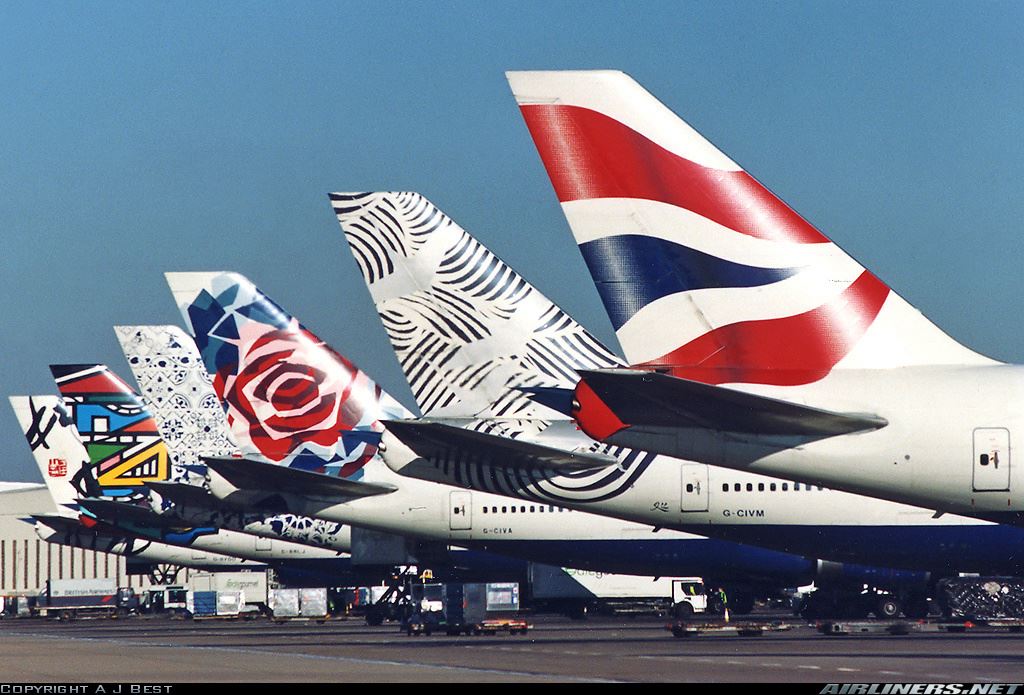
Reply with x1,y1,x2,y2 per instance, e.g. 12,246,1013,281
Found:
97,441,169,487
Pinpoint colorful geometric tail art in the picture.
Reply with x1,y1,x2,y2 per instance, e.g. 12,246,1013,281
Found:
330,192,624,421
166,271,411,478
508,70,994,386
50,364,170,499
14,388,220,547
114,325,238,472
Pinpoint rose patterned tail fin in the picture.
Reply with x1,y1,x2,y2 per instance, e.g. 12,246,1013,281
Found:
114,325,362,551
165,271,413,479
330,191,624,420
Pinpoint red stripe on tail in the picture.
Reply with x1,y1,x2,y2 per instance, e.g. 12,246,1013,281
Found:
520,103,829,245
641,271,890,386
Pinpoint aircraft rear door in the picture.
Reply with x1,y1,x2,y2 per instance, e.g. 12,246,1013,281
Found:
973,427,1010,492
449,490,472,530
681,463,709,512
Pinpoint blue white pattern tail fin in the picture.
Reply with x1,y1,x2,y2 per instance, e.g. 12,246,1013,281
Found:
330,192,624,420
114,325,239,469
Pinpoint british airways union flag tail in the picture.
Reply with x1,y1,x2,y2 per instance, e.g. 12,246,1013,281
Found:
508,70,994,387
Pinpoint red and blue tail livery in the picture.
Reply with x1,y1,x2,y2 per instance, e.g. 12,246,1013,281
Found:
166,272,411,478
509,71,994,386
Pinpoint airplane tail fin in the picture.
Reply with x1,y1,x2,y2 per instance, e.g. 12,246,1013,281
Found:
114,325,239,469
10,395,91,517
165,271,411,477
49,364,176,500
508,70,995,386
330,191,623,420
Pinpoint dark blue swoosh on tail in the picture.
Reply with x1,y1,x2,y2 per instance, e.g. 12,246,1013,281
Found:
579,235,800,330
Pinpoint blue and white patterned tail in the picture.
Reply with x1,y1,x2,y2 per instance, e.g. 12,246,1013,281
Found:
330,192,624,421
114,325,238,470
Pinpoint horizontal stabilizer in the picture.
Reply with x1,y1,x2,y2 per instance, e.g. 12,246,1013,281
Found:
77,498,171,527
513,386,576,416
31,514,80,532
576,369,887,439
33,512,128,538
383,419,618,473
146,481,220,507
202,457,397,500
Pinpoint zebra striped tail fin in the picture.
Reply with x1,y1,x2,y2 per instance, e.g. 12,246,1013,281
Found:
330,192,624,421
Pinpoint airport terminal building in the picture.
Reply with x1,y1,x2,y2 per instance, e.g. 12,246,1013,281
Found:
0,485,159,594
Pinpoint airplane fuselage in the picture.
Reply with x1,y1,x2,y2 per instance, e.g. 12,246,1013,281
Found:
210,439,1024,581
377,406,1024,577
34,519,268,570
594,365,1024,525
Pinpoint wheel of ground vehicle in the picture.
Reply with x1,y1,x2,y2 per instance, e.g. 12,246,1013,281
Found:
365,610,384,626
875,596,902,619
673,601,695,619
566,600,590,620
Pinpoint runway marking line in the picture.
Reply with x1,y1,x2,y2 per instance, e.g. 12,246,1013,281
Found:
0,631,619,683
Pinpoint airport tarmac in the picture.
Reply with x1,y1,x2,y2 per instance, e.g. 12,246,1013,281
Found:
2,614,1023,683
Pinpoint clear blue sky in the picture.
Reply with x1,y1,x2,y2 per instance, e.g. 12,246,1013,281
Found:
3,1,1024,481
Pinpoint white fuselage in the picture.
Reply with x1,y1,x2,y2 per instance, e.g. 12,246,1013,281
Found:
212,427,1024,577
153,498,353,552
35,521,267,569
209,460,677,545
99,518,344,563
599,365,1024,521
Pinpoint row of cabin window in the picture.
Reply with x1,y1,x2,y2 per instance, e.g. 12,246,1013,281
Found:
721,482,825,492
481,505,568,514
